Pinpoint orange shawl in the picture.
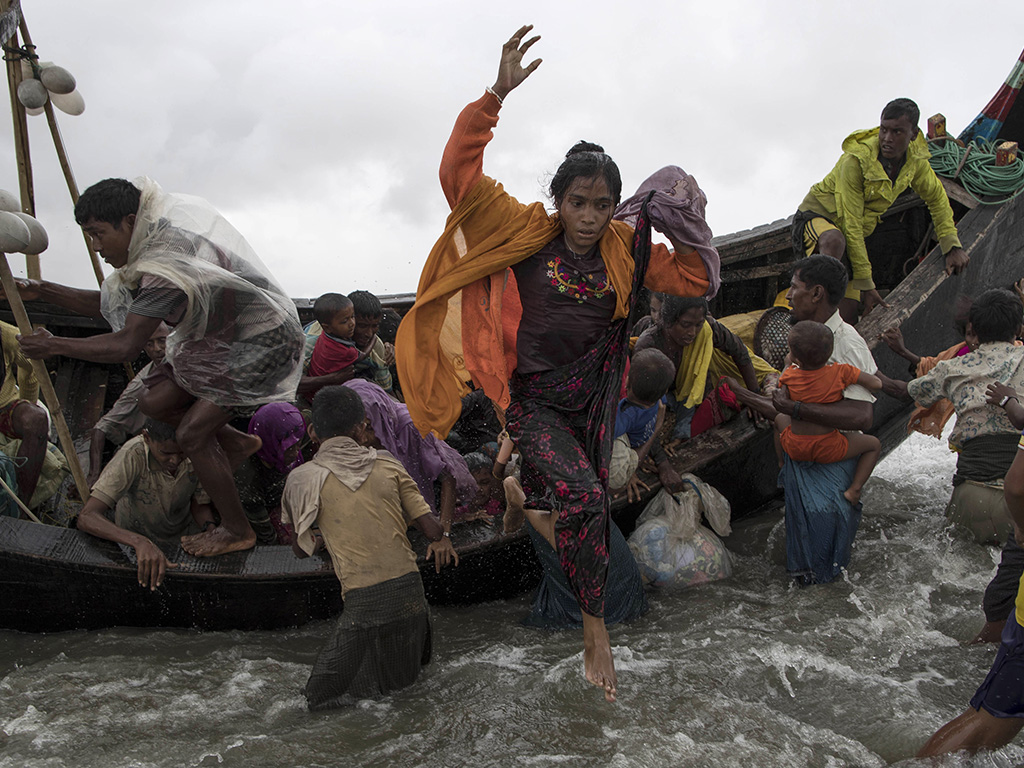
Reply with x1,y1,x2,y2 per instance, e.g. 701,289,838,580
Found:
397,175,638,438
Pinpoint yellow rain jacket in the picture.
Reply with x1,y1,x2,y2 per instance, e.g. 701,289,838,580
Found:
799,128,961,292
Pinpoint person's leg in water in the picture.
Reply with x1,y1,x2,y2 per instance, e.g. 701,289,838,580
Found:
139,378,261,555
6,401,49,506
509,409,617,703
841,432,881,504
917,707,1024,757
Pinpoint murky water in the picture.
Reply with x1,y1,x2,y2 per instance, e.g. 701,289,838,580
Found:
3,431,1023,767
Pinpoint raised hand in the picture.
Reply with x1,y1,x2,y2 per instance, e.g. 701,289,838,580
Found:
491,25,542,101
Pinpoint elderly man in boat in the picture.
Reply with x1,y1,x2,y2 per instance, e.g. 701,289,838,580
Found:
10,178,305,558
794,97,970,321
732,255,878,583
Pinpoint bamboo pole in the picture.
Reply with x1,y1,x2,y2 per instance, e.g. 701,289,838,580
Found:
17,13,105,286
0,254,90,501
0,470,41,523
0,13,38,280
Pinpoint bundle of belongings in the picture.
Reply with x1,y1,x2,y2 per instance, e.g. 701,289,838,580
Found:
627,474,733,588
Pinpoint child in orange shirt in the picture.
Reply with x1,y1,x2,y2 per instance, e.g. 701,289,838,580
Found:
776,320,883,504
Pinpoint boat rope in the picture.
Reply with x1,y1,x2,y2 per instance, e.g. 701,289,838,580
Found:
929,137,1024,205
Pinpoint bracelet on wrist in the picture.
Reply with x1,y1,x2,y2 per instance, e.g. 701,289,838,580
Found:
792,402,803,420
485,86,504,105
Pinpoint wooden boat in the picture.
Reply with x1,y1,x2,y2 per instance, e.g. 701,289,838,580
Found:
1,50,1023,633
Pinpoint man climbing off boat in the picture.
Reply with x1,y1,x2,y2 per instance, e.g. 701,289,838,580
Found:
794,98,970,321
9,177,305,558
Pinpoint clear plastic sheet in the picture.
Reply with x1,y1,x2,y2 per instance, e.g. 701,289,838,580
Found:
100,178,303,407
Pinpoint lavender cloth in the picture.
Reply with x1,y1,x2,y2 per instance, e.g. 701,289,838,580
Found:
248,402,306,474
614,166,721,299
343,379,477,513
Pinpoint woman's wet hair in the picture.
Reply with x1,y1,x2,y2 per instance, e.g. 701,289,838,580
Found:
968,288,1023,343
311,385,365,439
660,295,709,327
74,178,141,227
788,320,834,369
549,141,622,207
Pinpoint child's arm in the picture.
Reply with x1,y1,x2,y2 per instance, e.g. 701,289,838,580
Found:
856,370,883,393
492,433,514,479
881,326,921,366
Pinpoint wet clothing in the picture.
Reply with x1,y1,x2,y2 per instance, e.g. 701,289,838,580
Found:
797,127,961,292
907,342,1024,452
90,435,208,540
511,239,616,375
971,573,1024,718
778,363,862,463
522,519,648,629
778,312,877,583
303,571,431,710
780,456,862,584
779,428,850,464
281,436,434,709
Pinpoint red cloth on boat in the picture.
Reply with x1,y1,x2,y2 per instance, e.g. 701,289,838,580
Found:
689,380,739,437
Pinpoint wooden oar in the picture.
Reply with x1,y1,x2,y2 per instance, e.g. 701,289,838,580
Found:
0,251,91,502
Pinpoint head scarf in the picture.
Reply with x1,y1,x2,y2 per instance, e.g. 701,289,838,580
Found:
248,402,306,473
343,379,477,512
614,166,721,299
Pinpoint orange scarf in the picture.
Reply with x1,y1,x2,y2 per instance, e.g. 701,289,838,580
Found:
397,175,637,438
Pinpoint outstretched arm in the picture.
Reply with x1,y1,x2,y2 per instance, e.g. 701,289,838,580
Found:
0,278,103,319
440,26,542,209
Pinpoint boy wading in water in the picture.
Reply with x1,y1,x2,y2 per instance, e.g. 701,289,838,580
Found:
774,321,882,504
14,178,304,558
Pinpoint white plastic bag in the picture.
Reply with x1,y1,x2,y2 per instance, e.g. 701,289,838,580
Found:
627,474,733,588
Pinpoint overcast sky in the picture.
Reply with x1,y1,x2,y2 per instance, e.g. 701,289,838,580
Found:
0,1,1020,300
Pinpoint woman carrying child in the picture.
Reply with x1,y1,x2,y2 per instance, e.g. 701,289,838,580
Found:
635,295,777,442
397,26,717,702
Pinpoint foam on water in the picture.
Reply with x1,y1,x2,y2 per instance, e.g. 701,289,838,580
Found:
1,430,1022,766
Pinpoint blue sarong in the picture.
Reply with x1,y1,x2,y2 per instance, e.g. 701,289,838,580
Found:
778,456,862,584
522,518,648,629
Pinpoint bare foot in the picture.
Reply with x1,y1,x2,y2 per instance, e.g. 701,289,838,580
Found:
181,525,256,557
970,619,1006,644
503,476,526,534
582,613,617,703
843,487,862,504
217,428,262,471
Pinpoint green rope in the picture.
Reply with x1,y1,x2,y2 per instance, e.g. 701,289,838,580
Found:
928,137,1024,204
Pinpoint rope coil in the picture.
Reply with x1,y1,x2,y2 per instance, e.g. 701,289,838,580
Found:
929,137,1024,205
